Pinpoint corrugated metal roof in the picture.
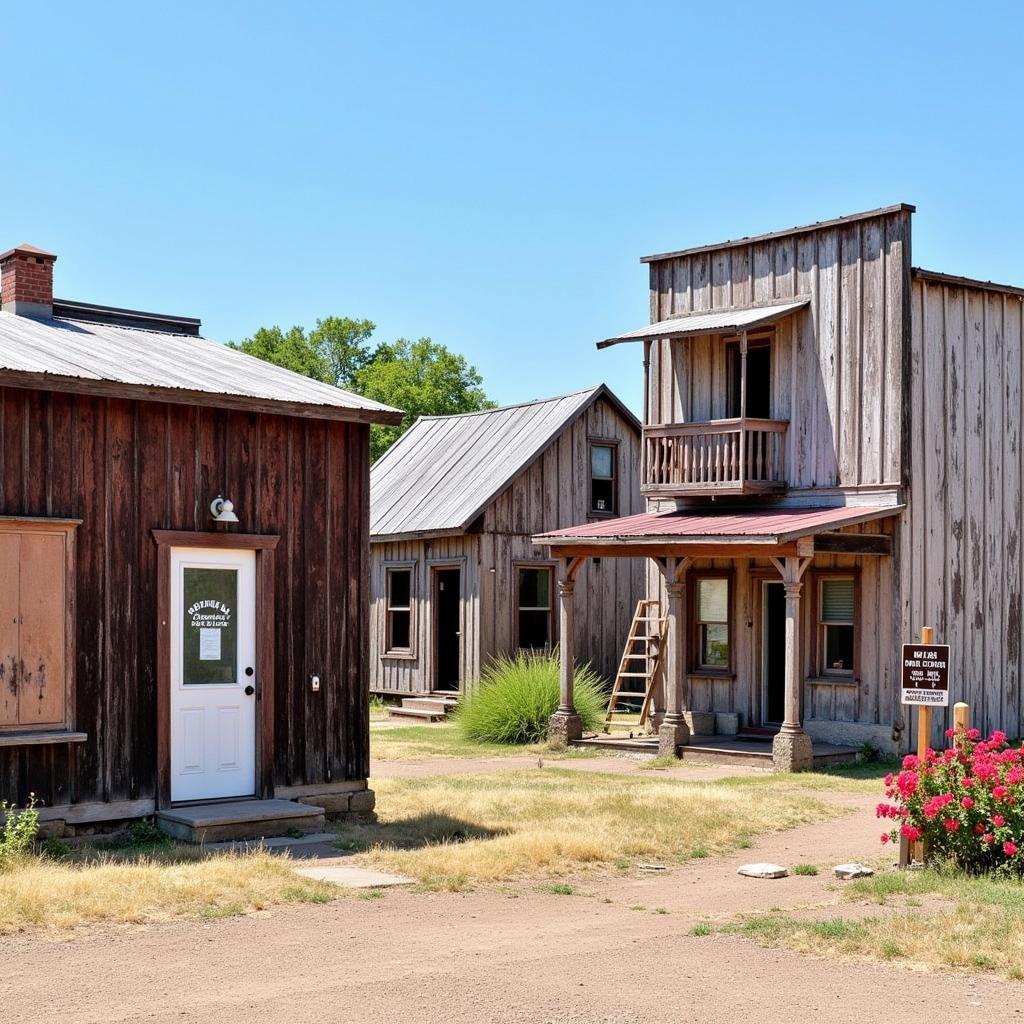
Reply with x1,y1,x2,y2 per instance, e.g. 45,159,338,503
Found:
535,505,900,546
0,311,402,424
597,298,810,349
370,385,639,541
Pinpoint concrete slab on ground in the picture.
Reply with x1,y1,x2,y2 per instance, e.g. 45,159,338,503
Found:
294,864,415,889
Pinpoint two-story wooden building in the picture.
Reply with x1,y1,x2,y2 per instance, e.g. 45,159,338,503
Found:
369,386,643,715
537,203,1024,768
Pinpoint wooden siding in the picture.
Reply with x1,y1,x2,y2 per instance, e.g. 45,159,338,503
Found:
644,517,900,738
370,396,645,691
647,208,911,494
0,388,371,809
903,278,1024,741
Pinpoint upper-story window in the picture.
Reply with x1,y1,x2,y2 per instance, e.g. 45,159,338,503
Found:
589,441,618,516
725,334,772,418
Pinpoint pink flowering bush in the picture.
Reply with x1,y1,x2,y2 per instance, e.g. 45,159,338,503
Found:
878,728,1024,874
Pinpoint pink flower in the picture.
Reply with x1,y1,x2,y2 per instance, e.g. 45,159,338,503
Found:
974,823,986,834
943,818,960,832
993,814,1006,828
945,728,956,739
1004,840,1018,857
884,773,894,788
902,754,920,770
983,833,995,844
968,728,982,741
900,824,922,842
994,785,1008,800
1007,767,1024,784
880,833,890,844
961,796,975,810
991,730,1008,746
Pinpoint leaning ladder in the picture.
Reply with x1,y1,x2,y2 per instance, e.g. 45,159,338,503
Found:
604,599,667,732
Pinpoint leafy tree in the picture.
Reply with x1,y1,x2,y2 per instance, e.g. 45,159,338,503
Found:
228,316,376,389
356,337,495,461
230,320,493,460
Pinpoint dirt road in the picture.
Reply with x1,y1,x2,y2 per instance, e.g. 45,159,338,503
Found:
3,760,1023,1022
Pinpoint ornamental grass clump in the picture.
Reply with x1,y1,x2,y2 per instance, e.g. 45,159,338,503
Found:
455,652,606,744
878,727,1024,874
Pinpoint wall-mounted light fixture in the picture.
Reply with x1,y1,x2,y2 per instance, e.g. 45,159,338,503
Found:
210,495,239,523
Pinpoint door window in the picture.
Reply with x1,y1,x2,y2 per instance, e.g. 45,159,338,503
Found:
517,566,553,650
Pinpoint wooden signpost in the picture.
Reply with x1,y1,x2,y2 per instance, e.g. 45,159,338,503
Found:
899,626,951,865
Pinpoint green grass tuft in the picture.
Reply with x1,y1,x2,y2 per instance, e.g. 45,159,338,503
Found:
792,863,819,876
541,882,575,896
454,652,606,744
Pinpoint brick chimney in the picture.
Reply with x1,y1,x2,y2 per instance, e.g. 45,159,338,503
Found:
0,243,57,317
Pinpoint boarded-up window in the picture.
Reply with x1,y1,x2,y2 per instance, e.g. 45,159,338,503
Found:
386,567,413,652
589,443,617,515
695,576,730,670
0,523,75,731
819,577,855,675
517,566,552,650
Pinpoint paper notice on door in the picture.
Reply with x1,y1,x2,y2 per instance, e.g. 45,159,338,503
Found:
199,627,222,661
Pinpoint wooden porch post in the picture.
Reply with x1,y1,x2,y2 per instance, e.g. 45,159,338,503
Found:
769,554,814,772
549,556,586,744
658,556,692,757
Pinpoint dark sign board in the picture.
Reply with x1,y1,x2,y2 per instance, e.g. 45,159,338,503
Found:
900,643,950,706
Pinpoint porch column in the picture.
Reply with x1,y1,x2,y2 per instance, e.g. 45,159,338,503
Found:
770,555,813,772
549,557,585,744
658,557,691,757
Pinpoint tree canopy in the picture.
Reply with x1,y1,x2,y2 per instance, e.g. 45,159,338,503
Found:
229,319,493,460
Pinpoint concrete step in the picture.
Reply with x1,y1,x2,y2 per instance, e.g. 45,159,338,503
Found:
402,697,455,713
157,799,325,843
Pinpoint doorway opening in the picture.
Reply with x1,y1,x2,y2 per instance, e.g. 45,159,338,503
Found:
433,567,461,692
726,338,772,418
762,580,786,725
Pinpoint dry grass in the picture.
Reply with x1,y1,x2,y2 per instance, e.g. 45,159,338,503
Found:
339,767,837,888
0,850,335,936
370,721,597,762
726,868,1024,980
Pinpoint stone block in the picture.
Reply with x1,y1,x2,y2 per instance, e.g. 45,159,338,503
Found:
772,730,814,773
684,711,716,736
833,862,874,879
737,863,788,879
715,712,740,736
658,718,690,757
349,788,376,813
548,712,583,744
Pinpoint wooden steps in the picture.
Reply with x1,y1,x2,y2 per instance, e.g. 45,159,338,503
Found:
388,694,459,722
157,799,326,844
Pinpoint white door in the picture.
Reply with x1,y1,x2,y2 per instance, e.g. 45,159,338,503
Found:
170,547,257,803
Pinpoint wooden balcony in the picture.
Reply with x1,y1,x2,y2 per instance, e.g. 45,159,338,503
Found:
642,418,788,497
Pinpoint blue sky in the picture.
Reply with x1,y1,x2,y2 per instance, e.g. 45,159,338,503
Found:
2,1,1022,415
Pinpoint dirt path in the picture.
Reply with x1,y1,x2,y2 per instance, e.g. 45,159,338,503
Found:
4,758,1021,1022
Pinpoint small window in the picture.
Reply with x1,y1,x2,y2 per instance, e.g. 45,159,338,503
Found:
386,567,413,652
819,577,855,675
589,442,617,516
517,566,553,650
695,576,730,670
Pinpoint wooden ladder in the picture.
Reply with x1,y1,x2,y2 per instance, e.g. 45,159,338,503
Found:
604,599,667,732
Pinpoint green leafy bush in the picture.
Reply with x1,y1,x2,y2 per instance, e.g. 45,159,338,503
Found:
0,796,39,870
455,652,606,744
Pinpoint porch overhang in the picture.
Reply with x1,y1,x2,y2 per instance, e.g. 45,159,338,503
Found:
596,297,810,349
533,505,902,560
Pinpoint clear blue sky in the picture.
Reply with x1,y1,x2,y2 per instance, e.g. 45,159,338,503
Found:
2,1,1022,416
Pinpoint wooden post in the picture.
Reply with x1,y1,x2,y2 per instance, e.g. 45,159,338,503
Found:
657,557,691,757
769,555,813,771
912,625,935,865
738,330,748,490
953,701,969,747
549,557,585,744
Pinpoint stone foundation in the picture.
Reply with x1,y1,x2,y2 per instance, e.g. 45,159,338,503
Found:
772,730,814,772
548,711,583,744
684,711,717,736
658,718,691,757
299,787,375,819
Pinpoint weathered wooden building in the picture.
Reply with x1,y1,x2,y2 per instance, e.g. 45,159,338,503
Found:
536,203,1024,767
0,242,401,834
369,386,643,711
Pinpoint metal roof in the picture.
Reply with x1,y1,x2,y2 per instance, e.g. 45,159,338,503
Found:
535,505,900,547
597,298,810,349
0,311,402,424
370,385,639,541
640,203,916,264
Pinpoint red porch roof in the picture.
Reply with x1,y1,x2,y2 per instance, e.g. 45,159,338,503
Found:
534,505,900,548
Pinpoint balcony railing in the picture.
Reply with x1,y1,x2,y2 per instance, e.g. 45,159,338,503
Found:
642,418,789,496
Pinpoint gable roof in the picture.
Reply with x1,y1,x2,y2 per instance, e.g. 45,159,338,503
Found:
0,311,403,424
370,384,639,542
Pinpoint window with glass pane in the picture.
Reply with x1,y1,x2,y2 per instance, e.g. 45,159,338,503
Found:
696,577,729,669
183,567,238,685
820,577,854,674
386,568,412,651
590,443,616,515
518,566,552,649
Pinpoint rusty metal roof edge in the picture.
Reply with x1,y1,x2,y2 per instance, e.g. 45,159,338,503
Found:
639,203,916,264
